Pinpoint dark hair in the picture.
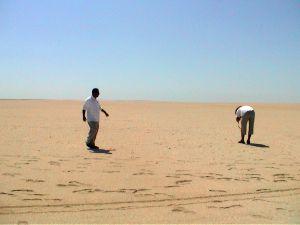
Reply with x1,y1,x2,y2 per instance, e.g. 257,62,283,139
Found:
92,88,99,94
235,106,242,114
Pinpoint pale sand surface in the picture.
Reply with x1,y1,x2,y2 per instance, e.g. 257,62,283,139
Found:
0,100,300,224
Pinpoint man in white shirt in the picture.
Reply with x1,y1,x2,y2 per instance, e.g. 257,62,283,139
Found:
82,88,109,149
235,105,255,144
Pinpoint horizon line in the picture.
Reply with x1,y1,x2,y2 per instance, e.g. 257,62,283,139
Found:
0,98,299,104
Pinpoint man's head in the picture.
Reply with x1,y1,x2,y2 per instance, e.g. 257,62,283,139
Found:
235,106,242,115
92,88,100,98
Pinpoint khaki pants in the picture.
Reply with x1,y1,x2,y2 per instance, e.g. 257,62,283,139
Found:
241,111,255,135
86,121,99,146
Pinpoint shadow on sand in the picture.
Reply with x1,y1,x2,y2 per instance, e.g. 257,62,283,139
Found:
88,148,112,154
249,143,270,148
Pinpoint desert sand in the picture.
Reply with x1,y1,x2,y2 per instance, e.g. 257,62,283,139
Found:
0,100,299,224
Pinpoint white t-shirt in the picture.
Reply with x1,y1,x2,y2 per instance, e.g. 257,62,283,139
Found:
236,105,254,118
83,96,101,122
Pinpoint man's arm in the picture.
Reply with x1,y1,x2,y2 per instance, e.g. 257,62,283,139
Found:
82,110,87,122
101,108,109,117
235,108,241,123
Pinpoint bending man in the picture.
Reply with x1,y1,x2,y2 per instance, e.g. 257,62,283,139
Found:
235,105,255,144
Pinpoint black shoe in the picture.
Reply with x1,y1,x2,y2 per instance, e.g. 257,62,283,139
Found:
247,140,250,145
87,143,95,148
87,144,99,149
238,140,245,144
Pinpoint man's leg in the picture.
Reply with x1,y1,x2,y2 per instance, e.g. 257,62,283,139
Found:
247,111,255,144
86,122,99,147
91,122,99,147
247,134,251,144
86,122,94,146
239,134,245,144
240,114,249,144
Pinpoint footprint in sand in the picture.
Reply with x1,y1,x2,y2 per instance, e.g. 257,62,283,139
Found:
63,169,85,173
175,180,192,185
11,189,34,193
244,174,265,181
29,193,46,196
265,166,279,170
135,193,154,197
22,159,38,163
273,173,290,182
58,159,70,162
276,207,287,211
199,175,214,179
251,214,271,219
274,180,287,182
10,189,46,198
25,179,45,183
49,161,61,166
72,188,100,193
45,198,63,202
133,169,154,176
119,188,149,194
216,177,232,181
172,206,196,214
2,172,21,177
15,162,30,166
256,188,271,192
102,170,120,174
209,189,227,193
165,185,180,188
57,181,90,187
166,175,181,178
220,204,242,209
154,192,174,198
0,192,15,196
22,198,42,201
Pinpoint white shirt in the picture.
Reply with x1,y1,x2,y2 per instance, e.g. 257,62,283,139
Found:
83,96,101,122
236,105,254,118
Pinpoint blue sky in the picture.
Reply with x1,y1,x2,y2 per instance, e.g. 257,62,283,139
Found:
0,0,299,102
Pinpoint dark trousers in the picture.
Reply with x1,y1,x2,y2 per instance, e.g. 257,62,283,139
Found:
86,121,99,146
241,111,255,135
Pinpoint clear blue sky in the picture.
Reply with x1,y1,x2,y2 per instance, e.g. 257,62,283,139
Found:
0,0,299,102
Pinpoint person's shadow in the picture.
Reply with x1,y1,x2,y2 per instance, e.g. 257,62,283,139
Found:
249,143,270,148
88,148,113,154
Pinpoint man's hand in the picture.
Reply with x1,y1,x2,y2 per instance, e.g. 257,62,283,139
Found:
101,109,109,117
236,117,241,123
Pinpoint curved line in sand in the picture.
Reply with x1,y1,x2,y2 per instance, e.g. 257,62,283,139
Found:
1,187,300,212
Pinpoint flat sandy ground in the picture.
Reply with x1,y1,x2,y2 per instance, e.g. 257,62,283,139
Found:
0,100,300,224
